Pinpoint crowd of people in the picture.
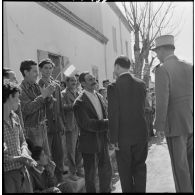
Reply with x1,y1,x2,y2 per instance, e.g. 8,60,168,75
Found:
3,34,193,193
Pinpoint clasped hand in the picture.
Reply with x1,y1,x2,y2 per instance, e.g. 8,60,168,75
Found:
110,143,119,151
40,83,56,99
19,154,38,167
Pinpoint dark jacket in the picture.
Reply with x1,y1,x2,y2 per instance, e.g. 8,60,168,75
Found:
107,73,148,147
61,88,78,132
73,91,109,153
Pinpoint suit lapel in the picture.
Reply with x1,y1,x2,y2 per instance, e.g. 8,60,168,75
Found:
96,93,106,118
82,93,99,118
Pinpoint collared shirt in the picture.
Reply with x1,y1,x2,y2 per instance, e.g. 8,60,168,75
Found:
119,71,130,77
4,111,27,172
20,79,45,128
84,90,103,120
164,54,175,62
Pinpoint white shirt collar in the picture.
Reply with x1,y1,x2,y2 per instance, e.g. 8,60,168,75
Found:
119,71,130,77
84,89,96,96
164,54,175,62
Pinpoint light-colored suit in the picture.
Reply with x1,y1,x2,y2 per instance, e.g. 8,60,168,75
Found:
61,88,82,175
154,55,193,192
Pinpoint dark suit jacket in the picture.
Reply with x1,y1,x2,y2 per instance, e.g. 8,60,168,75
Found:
73,91,109,153
107,73,148,147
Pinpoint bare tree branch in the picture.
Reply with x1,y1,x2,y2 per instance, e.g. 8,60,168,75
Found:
150,3,172,45
148,2,165,31
122,1,184,84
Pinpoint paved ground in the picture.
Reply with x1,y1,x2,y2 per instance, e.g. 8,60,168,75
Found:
112,136,176,193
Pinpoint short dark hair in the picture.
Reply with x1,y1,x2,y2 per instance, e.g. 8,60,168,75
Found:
99,87,106,94
38,58,55,69
115,55,131,69
31,146,44,161
3,67,12,78
3,80,20,104
65,75,76,83
60,81,66,87
20,60,37,77
26,138,43,161
26,138,34,153
79,71,89,84
102,79,109,84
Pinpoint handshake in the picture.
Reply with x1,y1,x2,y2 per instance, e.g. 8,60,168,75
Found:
40,83,56,99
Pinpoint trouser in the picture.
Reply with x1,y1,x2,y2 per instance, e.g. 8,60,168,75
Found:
65,131,83,174
145,111,154,137
82,145,112,193
116,141,148,193
4,166,33,193
48,132,64,182
25,124,51,157
166,133,193,192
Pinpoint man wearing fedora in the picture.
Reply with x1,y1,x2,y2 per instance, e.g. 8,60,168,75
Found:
152,35,193,192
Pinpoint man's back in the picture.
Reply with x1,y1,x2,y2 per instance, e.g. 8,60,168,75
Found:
108,73,148,146
156,55,193,136
163,56,193,109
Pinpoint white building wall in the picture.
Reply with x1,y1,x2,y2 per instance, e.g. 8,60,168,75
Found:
120,19,132,60
5,2,105,84
59,2,103,34
101,3,132,81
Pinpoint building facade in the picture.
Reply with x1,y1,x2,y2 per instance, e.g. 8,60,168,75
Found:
4,2,132,85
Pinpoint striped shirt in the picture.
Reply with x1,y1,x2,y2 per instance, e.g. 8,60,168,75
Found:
4,111,27,172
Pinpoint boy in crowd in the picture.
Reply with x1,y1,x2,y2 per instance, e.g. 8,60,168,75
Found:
38,58,66,182
3,80,37,193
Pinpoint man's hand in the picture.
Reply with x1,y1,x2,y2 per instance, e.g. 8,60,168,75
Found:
156,131,164,139
18,155,38,167
40,84,55,99
46,160,56,177
110,143,119,151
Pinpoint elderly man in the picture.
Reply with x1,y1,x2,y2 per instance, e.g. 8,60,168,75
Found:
153,35,193,192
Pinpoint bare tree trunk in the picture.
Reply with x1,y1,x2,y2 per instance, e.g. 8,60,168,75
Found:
133,24,143,79
143,55,155,87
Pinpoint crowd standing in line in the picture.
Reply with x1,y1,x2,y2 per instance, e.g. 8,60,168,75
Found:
3,34,193,193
